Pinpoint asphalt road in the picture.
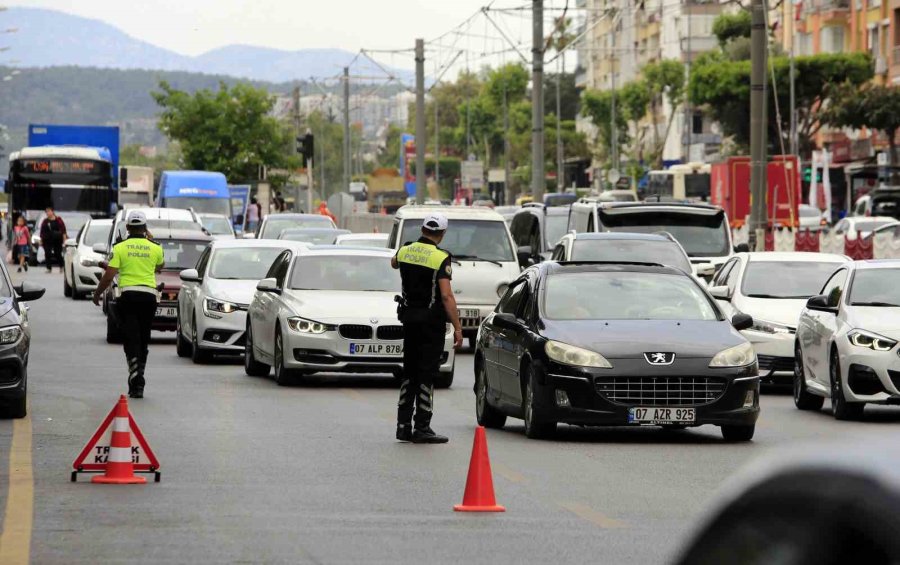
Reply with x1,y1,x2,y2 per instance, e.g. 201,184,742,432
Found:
2,269,899,564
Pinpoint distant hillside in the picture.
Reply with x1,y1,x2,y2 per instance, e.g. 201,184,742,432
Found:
1,7,413,83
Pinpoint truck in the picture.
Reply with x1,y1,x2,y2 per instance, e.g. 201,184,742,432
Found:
710,156,800,228
366,168,408,214
117,166,154,208
647,162,711,201
156,170,232,217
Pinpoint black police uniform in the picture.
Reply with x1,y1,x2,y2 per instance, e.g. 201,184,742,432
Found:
395,237,452,438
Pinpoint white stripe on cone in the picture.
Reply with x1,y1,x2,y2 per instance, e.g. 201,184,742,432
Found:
107,446,132,464
112,417,130,433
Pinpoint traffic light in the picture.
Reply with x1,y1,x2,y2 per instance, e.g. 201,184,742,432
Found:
296,133,315,166
802,167,822,183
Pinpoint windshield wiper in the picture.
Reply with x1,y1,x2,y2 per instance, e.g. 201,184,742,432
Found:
454,254,503,267
850,301,900,307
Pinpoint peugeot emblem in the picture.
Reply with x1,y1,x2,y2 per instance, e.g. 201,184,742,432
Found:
644,352,675,365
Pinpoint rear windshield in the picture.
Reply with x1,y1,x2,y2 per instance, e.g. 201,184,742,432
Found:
599,210,729,257
160,239,209,271
571,239,691,272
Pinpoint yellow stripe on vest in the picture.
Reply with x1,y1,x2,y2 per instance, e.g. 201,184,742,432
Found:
397,242,448,270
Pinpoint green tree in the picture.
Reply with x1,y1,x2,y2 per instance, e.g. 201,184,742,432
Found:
643,59,685,167
824,83,900,169
581,89,630,163
712,11,751,47
152,81,298,182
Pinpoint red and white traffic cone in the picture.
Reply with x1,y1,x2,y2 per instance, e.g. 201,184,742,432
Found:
92,395,146,484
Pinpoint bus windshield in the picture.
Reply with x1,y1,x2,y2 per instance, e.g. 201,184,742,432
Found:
9,156,113,214
164,197,231,217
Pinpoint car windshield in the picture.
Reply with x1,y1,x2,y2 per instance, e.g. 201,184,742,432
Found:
545,214,569,247
280,229,348,244
261,216,334,238
400,219,515,262
84,223,111,247
685,173,710,199
599,210,730,257
849,268,900,306
742,260,844,298
201,217,233,235
160,239,209,270
165,197,231,216
337,237,387,248
571,239,692,272
208,247,285,280
853,220,896,233
544,271,718,320
290,255,400,292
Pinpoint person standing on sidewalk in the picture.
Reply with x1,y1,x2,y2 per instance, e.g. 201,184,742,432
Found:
13,216,30,273
92,212,164,398
40,207,67,273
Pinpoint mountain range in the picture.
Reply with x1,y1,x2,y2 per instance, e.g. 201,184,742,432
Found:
1,7,412,83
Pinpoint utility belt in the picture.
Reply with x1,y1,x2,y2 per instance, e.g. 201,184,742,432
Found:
116,284,163,302
395,295,442,325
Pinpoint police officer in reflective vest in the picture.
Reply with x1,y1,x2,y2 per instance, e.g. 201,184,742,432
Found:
391,213,463,443
93,211,164,399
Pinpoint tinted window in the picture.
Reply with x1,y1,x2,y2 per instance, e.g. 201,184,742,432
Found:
545,214,569,248
544,272,718,320
821,270,848,307
685,173,710,199
742,261,844,299
849,269,900,306
160,240,209,270
399,219,514,262
570,239,691,272
497,280,526,315
209,247,287,280
599,210,730,257
647,173,673,198
290,256,400,292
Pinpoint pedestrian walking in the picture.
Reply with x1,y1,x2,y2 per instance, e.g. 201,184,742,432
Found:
247,196,261,233
40,207,67,273
391,213,463,444
13,216,30,273
92,211,164,399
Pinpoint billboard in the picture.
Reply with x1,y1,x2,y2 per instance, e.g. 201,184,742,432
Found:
228,184,251,233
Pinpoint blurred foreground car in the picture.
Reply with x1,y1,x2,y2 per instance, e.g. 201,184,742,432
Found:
0,270,45,418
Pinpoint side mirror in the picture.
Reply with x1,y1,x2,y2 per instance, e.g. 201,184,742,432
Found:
516,245,534,268
179,268,201,283
732,313,753,331
734,243,750,253
709,285,732,301
492,312,519,330
14,281,45,302
806,294,837,313
256,278,280,294
92,243,108,255
242,232,257,239
64,238,78,248
695,263,716,278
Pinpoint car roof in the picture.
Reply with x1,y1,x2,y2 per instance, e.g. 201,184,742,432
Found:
297,245,395,258
263,213,329,221
853,259,900,270
571,232,673,242
395,205,504,221
590,201,723,215
150,228,213,241
540,261,686,277
742,251,849,263
88,218,113,226
209,238,306,250
118,207,195,221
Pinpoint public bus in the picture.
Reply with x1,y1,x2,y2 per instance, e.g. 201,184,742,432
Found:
646,163,711,201
7,146,115,222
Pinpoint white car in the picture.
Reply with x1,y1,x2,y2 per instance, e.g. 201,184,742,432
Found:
198,213,236,240
176,239,308,363
798,204,829,232
709,252,849,381
794,260,900,419
255,213,336,240
334,232,389,248
832,216,898,240
63,218,112,299
389,205,520,346
244,246,455,386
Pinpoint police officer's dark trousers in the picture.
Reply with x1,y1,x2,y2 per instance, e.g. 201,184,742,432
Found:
116,291,156,390
398,320,445,428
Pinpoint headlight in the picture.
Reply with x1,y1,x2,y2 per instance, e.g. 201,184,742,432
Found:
0,325,22,344
545,340,612,368
848,329,897,352
709,342,756,367
287,317,333,334
204,297,239,315
80,256,101,268
749,319,794,335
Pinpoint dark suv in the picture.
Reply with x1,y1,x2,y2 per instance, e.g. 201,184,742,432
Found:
509,203,572,265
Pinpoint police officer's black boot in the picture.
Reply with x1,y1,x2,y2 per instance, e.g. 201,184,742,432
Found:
396,423,412,442
127,357,144,399
411,425,449,444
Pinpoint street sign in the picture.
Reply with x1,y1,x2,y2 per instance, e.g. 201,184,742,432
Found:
461,161,484,191
607,169,621,184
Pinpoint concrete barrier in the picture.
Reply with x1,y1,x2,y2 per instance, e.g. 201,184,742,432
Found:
344,213,395,235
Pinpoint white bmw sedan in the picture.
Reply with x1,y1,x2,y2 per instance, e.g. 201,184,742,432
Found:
244,246,455,386
176,239,308,363
795,260,900,419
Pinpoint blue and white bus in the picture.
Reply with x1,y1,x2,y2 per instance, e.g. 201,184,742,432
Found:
156,170,232,218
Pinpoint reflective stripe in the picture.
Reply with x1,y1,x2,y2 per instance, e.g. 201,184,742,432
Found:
107,447,132,463
397,242,448,270
112,417,130,433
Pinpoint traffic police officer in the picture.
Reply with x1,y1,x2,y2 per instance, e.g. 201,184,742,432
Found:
391,213,463,444
93,211,164,399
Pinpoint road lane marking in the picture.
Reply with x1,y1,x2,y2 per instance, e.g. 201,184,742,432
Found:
492,462,527,484
0,411,33,565
560,502,627,529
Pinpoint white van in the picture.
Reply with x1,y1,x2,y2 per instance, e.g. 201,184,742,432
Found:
389,206,521,345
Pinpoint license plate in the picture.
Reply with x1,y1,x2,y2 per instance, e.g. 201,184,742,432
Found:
458,308,480,319
627,407,695,425
155,307,177,318
349,343,403,356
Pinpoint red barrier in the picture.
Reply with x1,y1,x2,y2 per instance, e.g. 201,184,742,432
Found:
794,229,820,253
844,236,874,260
764,230,774,252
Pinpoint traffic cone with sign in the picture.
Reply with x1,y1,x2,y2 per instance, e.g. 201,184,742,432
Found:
453,426,505,512
91,395,146,484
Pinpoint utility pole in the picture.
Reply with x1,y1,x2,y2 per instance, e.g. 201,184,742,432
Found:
434,99,440,187
292,86,302,210
750,0,769,250
415,38,427,205
531,0,545,201
610,16,618,179
788,0,798,157
342,66,351,194
556,55,564,192
684,1,692,162
503,81,512,205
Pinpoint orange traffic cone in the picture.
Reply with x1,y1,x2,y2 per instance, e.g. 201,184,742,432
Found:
92,395,146,484
453,426,505,512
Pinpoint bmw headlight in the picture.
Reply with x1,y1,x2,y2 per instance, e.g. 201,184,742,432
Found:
709,342,756,367
848,329,897,352
545,340,612,368
287,317,334,334
0,325,22,344
80,256,101,268
204,297,239,315
749,319,795,335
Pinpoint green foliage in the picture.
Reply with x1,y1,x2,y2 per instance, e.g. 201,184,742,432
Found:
581,89,630,161
153,81,297,182
824,83,900,164
712,11,752,47
543,72,580,121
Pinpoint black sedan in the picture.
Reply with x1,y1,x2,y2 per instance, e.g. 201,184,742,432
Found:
474,262,760,441
0,271,45,418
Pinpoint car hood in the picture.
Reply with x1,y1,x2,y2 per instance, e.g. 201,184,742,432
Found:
737,296,806,328
449,260,519,306
205,278,258,306
539,319,744,359
846,306,900,337
281,290,401,323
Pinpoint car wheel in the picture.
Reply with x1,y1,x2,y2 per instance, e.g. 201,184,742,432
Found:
830,349,864,421
106,310,122,344
720,424,755,442
175,310,191,358
523,363,556,439
243,322,270,377
475,362,506,429
794,343,824,410
190,315,212,364
63,270,72,297
435,364,454,389
273,326,296,386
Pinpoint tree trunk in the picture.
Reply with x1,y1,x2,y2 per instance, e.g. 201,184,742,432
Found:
652,97,661,168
